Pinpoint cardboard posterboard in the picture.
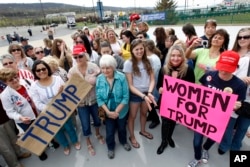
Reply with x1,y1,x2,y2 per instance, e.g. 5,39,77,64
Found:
17,74,92,156
160,75,238,143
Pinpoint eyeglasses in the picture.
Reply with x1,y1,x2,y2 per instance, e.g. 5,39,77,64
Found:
3,61,14,66
7,76,19,82
35,67,47,73
73,55,84,59
75,41,83,44
35,51,44,54
11,48,21,52
237,35,250,40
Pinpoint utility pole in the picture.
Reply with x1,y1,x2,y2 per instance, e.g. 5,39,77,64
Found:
39,0,46,19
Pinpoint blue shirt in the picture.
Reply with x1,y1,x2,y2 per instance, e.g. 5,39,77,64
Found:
96,71,129,119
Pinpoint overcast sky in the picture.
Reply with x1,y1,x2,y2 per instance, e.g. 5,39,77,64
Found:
0,0,223,8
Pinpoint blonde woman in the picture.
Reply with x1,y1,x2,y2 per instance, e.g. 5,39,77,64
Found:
106,28,122,55
156,45,195,154
8,44,33,70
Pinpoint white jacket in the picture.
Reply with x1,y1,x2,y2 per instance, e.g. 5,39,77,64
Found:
0,79,36,123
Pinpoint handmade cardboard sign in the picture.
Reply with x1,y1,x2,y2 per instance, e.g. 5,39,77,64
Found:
160,75,238,143
17,74,92,156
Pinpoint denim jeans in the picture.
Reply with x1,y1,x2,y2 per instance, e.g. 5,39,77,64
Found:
105,115,127,150
231,116,250,150
193,132,215,160
55,117,78,148
219,117,237,152
77,103,101,137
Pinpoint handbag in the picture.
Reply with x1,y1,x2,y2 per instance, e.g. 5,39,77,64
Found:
235,58,250,119
98,80,116,121
236,101,250,118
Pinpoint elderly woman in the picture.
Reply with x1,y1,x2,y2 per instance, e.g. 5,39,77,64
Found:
0,54,34,80
96,55,131,159
0,68,49,161
29,60,80,156
8,44,33,70
68,44,104,156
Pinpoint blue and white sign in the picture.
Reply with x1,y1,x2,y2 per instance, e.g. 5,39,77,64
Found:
141,12,166,21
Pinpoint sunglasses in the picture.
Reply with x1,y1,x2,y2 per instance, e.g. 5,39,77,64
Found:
75,41,83,44
3,61,14,66
35,67,47,73
35,51,44,54
73,55,84,59
237,35,250,40
11,48,21,52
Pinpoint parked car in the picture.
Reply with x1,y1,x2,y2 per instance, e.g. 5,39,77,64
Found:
97,17,113,24
50,23,58,27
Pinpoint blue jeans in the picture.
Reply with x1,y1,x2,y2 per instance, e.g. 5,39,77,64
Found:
78,103,101,137
219,116,250,151
193,132,215,160
219,117,237,152
105,115,127,150
55,117,78,148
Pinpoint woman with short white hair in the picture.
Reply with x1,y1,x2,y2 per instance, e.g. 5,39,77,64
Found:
96,54,131,159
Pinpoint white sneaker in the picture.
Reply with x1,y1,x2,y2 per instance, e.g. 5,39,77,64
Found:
201,150,209,163
187,159,200,167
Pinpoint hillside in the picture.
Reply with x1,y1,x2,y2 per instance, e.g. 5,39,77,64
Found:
0,3,152,18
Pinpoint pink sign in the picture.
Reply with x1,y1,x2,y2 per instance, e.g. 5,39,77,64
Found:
160,75,238,143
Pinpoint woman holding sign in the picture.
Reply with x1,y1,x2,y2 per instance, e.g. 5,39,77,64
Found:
30,60,80,156
123,39,157,148
156,45,195,154
68,44,104,156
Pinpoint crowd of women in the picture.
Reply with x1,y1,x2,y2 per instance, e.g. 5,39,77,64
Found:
0,19,250,167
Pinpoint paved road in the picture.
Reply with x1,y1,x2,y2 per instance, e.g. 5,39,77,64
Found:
0,24,76,47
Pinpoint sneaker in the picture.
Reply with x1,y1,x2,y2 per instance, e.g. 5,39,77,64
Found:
123,143,131,151
187,159,200,167
201,150,209,163
108,150,115,159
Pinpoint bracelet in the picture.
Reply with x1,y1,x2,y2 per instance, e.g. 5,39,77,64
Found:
142,95,146,100
148,92,152,94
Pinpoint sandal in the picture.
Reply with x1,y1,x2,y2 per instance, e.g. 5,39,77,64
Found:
139,131,153,140
96,134,105,144
74,142,81,150
87,144,96,156
129,137,140,148
64,147,70,156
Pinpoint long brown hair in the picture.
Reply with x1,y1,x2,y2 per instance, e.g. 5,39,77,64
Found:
130,39,152,76
232,27,250,52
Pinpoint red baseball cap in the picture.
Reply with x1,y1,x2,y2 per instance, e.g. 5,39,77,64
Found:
216,51,239,73
73,44,87,55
